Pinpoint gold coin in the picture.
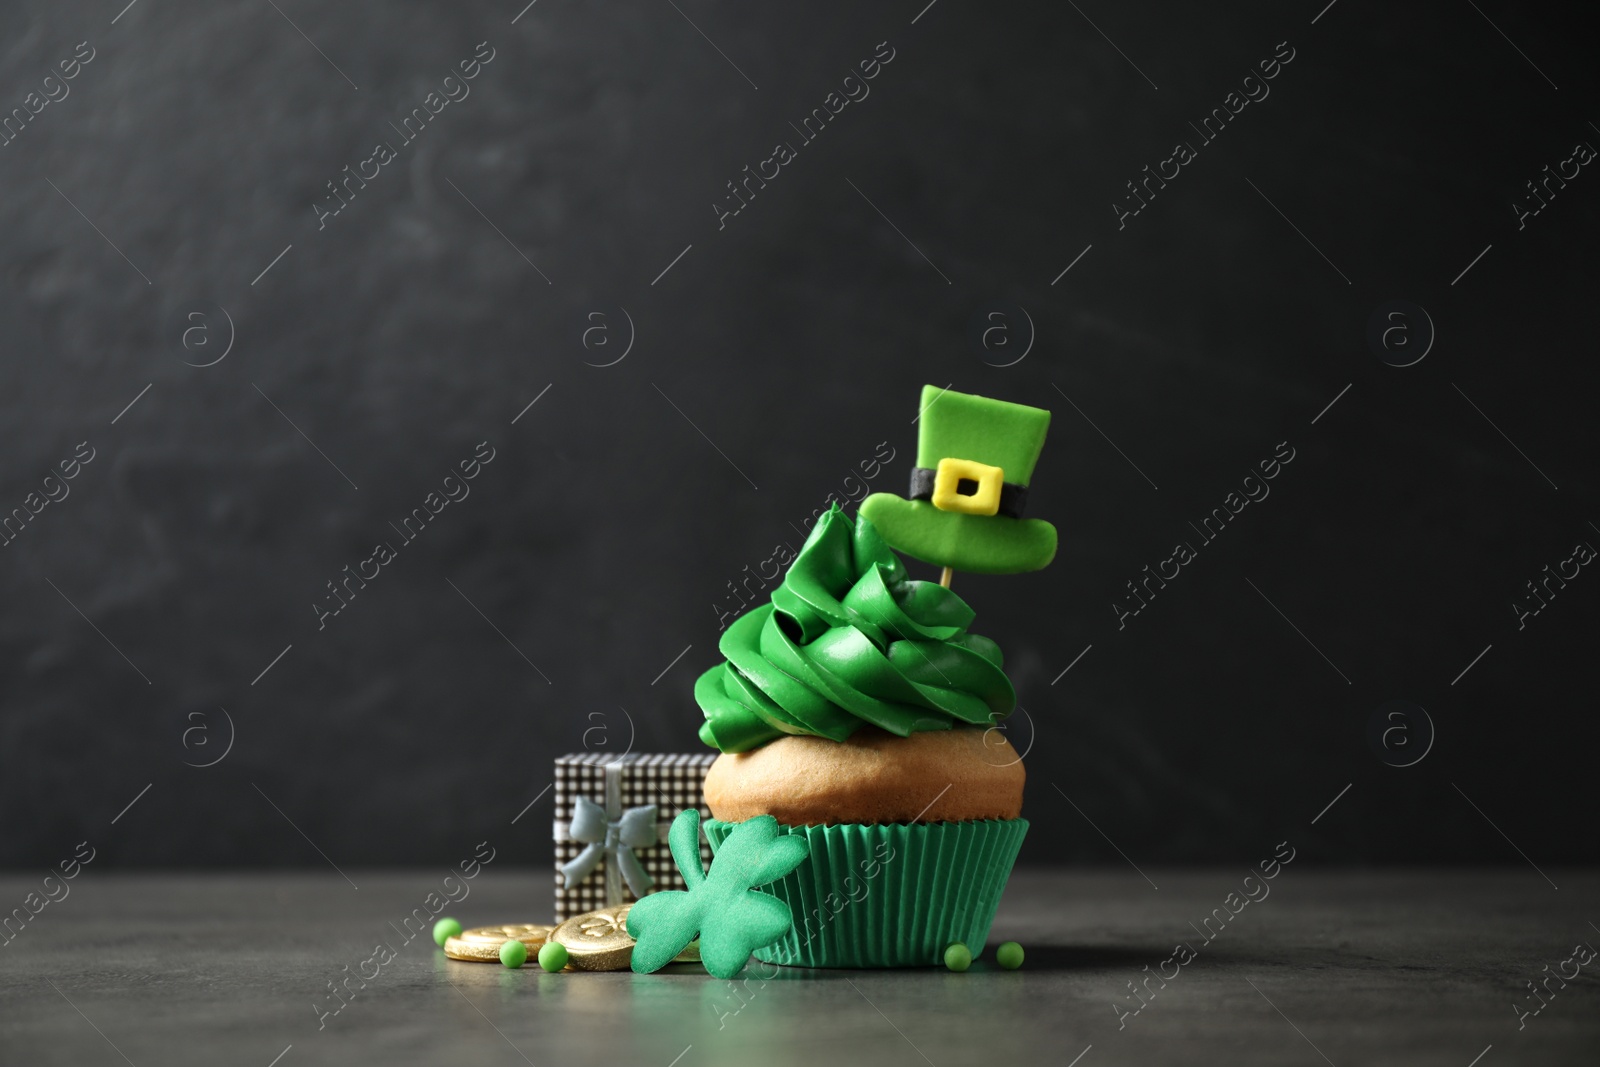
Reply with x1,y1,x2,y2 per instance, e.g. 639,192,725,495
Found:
549,905,703,971
552,904,636,971
443,923,555,963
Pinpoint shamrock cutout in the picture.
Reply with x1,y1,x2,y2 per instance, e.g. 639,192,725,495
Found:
626,809,808,979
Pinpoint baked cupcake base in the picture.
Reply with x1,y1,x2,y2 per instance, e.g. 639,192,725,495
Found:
704,817,1027,968
704,727,1026,825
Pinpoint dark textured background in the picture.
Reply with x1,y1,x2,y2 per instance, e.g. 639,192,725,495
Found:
1,0,1594,872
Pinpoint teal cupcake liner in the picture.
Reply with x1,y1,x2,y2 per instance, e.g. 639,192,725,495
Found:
704,818,1027,968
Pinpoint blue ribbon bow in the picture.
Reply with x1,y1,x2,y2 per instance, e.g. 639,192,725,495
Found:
558,796,657,898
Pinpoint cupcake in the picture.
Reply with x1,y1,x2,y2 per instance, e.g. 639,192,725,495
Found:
691,390,1049,966
694,388,1054,968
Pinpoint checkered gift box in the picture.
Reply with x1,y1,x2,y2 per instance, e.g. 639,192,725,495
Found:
552,753,716,922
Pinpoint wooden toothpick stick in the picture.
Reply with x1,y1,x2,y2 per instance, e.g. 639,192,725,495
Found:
939,566,954,589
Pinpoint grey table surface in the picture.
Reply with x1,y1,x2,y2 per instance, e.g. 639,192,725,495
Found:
2,869,1596,1066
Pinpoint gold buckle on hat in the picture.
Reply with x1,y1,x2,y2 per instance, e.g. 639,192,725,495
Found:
931,457,1004,516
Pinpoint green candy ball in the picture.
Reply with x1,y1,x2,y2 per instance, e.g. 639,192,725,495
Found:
996,941,1025,970
538,940,568,973
432,918,462,947
499,939,528,969
943,942,972,972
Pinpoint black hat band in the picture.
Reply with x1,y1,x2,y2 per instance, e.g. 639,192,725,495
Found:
909,467,1029,519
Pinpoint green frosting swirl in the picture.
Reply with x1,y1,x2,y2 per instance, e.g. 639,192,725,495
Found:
695,504,1015,753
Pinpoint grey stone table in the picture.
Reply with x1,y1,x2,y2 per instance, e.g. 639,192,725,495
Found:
2,869,1596,1066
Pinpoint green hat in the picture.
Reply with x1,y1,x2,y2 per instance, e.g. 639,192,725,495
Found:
859,385,1057,574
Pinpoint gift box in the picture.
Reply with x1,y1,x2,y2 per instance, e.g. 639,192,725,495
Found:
552,753,716,922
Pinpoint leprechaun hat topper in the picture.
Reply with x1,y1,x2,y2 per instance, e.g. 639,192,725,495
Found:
859,385,1056,574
